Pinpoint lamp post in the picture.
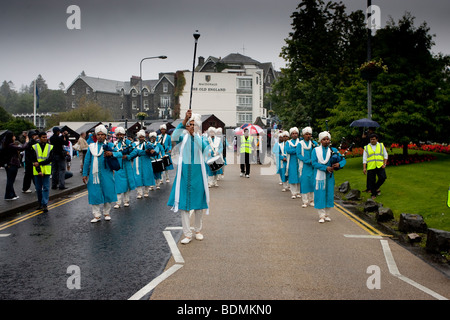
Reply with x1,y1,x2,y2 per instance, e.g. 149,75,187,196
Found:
367,0,372,119
139,55,167,115
189,30,200,110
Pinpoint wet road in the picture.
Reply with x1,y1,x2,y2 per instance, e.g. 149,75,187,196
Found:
0,176,181,300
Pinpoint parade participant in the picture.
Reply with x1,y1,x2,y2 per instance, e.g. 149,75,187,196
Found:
205,127,223,187
31,132,54,212
311,131,346,223
82,125,122,222
239,128,254,178
216,127,228,179
363,133,388,200
168,110,209,244
127,130,156,199
148,132,165,190
158,124,173,183
272,131,289,192
285,127,301,199
113,127,135,209
297,127,318,207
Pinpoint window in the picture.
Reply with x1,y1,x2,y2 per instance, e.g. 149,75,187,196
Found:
237,112,252,124
237,95,252,106
237,78,252,89
144,100,149,110
131,89,137,97
132,101,137,110
143,88,149,97
86,87,90,94
161,95,170,108
163,82,168,93
71,88,76,95
71,101,76,109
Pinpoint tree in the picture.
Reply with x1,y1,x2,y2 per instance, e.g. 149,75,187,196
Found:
330,13,450,154
269,0,366,131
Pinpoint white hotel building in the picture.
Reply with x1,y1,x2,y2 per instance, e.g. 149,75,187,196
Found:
178,53,278,127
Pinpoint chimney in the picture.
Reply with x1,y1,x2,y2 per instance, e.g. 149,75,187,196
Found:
130,76,141,87
198,56,205,68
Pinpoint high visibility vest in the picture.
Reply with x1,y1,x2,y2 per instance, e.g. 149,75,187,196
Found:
240,136,253,154
32,143,53,175
365,142,385,170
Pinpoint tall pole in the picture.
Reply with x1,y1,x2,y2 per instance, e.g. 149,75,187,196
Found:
189,30,200,110
33,78,37,126
367,0,372,119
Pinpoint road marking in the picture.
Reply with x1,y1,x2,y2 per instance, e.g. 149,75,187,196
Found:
334,202,391,237
344,234,383,239
0,191,88,231
380,240,448,300
128,264,183,300
163,230,185,264
0,233,11,237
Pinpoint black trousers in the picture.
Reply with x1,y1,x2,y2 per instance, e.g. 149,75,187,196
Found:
367,167,387,196
22,161,35,192
240,152,250,175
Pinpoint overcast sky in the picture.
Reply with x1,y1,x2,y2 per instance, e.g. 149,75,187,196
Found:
1,0,449,90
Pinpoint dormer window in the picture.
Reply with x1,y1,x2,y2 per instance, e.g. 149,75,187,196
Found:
86,87,90,94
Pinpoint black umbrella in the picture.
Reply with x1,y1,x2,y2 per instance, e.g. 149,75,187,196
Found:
349,118,380,128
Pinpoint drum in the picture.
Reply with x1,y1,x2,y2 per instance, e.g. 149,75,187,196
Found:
162,155,172,167
151,159,165,173
206,155,224,172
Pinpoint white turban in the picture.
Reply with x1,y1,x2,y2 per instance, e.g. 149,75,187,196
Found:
137,129,146,138
302,127,312,135
215,127,223,135
189,113,202,129
95,125,107,135
149,132,157,138
160,124,167,130
207,126,216,134
115,126,125,135
289,127,299,135
318,131,331,142
282,131,289,137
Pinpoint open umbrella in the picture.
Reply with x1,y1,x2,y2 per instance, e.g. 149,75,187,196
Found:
235,123,263,135
349,118,380,128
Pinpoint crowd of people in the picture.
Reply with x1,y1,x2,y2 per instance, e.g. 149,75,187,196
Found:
1,112,388,237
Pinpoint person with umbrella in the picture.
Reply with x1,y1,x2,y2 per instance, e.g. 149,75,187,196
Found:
363,133,388,200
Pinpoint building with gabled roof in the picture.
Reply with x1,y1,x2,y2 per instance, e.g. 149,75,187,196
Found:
64,72,175,121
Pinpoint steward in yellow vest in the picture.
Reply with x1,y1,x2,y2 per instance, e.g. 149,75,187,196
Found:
363,134,388,199
31,132,54,212
239,129,254,177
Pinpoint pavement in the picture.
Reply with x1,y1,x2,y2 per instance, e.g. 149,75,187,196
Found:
0,156,86,219
150,160,450,300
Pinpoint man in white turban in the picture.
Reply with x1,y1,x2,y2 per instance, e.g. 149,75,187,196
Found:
158,124,174,182
297,127,318,207
168,110,209,244
113,127,135,208
311,131,346,223
285,127,301,199
82,125,123,222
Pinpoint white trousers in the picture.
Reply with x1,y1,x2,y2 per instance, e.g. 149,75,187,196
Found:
318,208,331,219
289,183,300,196
208,175,218,186
117,191,130,205
181,210,203,238
301,192,314,204
136,186,149,196
92,203,112,218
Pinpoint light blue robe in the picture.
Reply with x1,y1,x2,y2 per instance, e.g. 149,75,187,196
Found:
205,136,223,176
167,124,209,211
114,139,136,194
311,146,346,209
158,133,174,170
127,141,155,187
285,139,301,184
272,141,287,182
296,139,318,194
83,142,122,205
148,141,165,181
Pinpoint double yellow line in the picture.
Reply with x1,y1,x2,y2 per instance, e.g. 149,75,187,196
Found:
0,191,88,231
334,202,392,237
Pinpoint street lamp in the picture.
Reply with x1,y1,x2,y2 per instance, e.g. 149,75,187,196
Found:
189,30,200,110
139,55,167,114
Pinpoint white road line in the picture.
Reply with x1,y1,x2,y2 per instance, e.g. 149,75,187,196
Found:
163,230,185,264
0,233,11,237
380,239,448,300
344,234,383,239
128,264,183,300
